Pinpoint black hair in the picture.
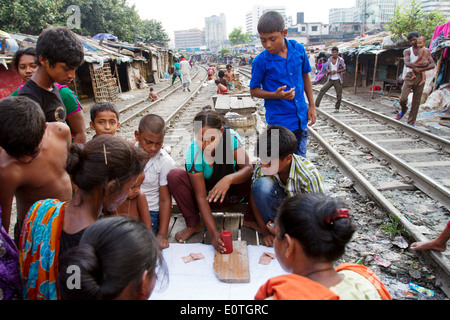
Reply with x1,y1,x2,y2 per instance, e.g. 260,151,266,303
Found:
257,11,285,34
13,47,36,71
215,79,220,84
256,125,296,161
218,70,225,78
36,26,84,68
0,96,46,158
90,102,120,122
193,108,222,132
418,36,427,42
276,193,355,262
138,114,166,135
407,32,419,40
58,216,167,300
65,135,148,193
331,46,339,52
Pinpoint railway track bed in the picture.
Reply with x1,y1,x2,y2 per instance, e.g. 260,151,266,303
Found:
237,66,450,299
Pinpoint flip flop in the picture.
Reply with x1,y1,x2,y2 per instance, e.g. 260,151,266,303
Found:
396,112,405,120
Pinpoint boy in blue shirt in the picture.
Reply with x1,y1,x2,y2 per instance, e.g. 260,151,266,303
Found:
249,11,316,158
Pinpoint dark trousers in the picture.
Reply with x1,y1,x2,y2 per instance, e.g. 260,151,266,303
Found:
315,79,343,110
400,71,425,125
167,168,254,227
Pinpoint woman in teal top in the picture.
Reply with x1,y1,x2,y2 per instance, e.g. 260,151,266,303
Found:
167,107,256,253
11,48,87,144
171,59,182,85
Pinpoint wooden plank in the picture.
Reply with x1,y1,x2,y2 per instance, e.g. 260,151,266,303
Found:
223,213,242,241
377,181,417,191
213,241,250,283
215,96,230,110
408,161,450,168
241,225,260,246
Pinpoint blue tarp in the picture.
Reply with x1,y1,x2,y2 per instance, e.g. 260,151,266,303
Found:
93,33,118,41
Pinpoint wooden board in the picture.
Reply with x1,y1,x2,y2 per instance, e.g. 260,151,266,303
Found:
213,241,250,283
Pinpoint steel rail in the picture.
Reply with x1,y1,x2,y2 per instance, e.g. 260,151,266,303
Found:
317,90,450,152
308,125,450,279
85,67,202,131
315,107,450,211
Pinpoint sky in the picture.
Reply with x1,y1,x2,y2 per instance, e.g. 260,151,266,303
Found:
130,0,357,42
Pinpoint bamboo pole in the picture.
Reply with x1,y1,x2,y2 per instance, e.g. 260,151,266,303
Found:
353,54,359,94
371,53,379,99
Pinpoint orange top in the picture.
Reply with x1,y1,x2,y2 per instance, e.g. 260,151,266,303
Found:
255,274,340,300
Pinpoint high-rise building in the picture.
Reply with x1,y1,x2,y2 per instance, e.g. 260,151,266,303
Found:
246,5,265,35
297,12,305,24
329,7,358,24
245,5,290,36
174,28,205,49
205,13,227,49
421,0,450,20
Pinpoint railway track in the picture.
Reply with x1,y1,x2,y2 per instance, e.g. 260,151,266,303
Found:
237,66,450,296
77,63,450,299
86,66,205,138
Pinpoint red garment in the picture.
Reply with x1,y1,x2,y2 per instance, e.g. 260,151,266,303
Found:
254,274,340,300
217,88,228,94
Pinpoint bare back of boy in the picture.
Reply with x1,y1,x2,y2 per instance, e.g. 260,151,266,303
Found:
0,122,73,233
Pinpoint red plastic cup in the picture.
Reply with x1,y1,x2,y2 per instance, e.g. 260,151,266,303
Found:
221,230,233,254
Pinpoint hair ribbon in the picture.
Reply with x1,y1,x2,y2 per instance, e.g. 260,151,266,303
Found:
326,208,350,225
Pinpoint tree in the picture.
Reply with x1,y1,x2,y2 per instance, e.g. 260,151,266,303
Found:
0,0,170,46
385,0,446,41
0,0,66,35
219,47,231,58
140,19,170,46
228,27,250,46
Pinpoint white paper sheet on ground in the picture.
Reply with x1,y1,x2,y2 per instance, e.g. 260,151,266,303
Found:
149,243,288,300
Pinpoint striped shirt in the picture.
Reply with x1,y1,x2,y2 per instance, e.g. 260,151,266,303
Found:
252,154,324,197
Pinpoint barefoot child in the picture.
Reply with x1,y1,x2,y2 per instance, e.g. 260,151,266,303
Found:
112,171,152,231
251,125,325,246
215,79,228,94
167,108,255,253
225,64,236,91
149,87,159,101
0,96,73,244
135,115,176,249
410,36,431,86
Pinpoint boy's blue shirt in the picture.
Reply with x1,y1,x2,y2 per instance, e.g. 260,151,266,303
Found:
249,38,312,131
